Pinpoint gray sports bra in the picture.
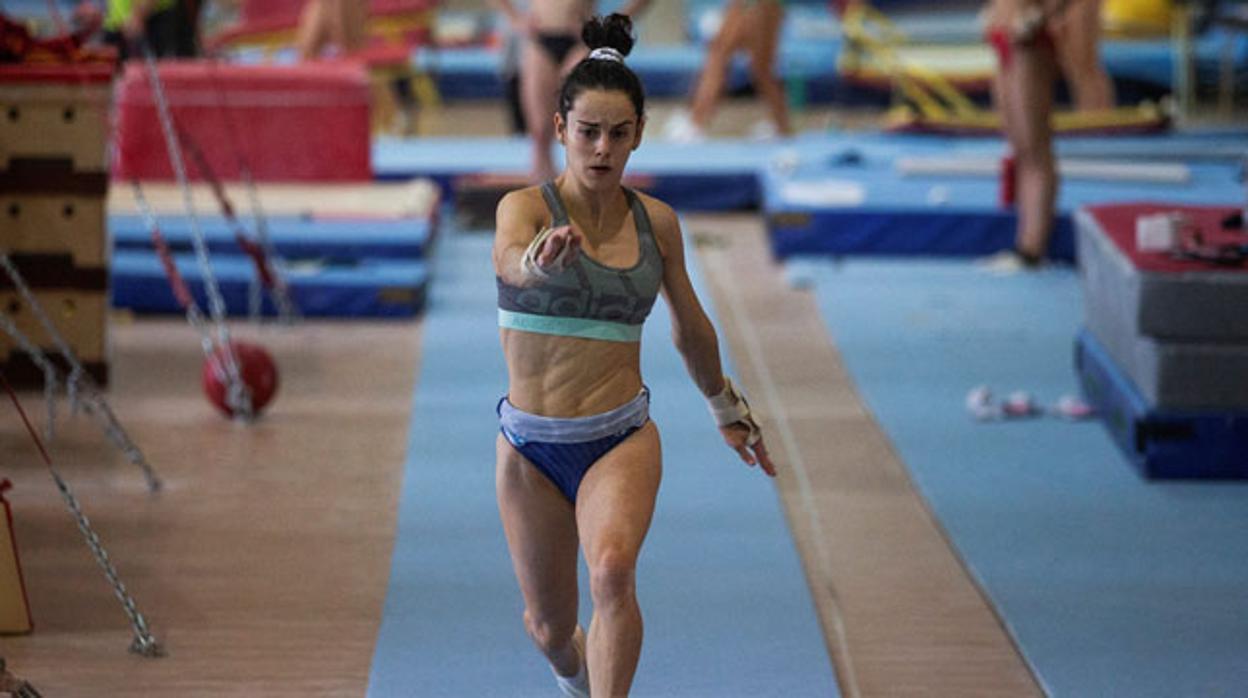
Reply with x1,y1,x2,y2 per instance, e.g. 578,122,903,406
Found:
497,181,663,342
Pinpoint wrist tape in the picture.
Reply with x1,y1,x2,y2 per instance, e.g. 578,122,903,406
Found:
521,226,572,281
707,377,761,446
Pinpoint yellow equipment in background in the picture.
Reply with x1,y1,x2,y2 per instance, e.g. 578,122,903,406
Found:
838,1,1171,135
1103,0,1174,37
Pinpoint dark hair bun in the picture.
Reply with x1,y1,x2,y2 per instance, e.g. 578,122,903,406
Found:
581,13,635,57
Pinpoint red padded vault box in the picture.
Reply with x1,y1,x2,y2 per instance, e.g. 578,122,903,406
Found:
113,61,371,182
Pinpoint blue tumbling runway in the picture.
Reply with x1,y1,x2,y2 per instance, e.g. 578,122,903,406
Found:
794,257,1248,697
367,228,837,697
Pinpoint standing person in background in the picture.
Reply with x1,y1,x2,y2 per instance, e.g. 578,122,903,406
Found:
498,0,530,136
664,0,793,142
493,14,775,696
492,0,651,181
295,0,367,60
102,0,199,59
981,0,1061,271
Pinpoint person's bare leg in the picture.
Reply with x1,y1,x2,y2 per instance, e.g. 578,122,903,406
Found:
496,435,584,678
520,40,561,181
1000,45,1058,259
1056,0,1114,111
331,0,368,54
575,422,662,697
689,1,748,130
745,0,792,135
295,0,328,60
560,44,589,76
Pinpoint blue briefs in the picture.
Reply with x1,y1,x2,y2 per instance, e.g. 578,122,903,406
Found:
498,388,651,503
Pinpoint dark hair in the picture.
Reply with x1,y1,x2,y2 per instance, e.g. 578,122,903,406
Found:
557,14,645,120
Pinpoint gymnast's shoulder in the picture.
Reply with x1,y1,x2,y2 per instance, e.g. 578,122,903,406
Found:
630,189,682,254
495,186,548,234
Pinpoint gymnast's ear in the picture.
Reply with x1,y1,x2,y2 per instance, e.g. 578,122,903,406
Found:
633,115,645,150
554,112,567,144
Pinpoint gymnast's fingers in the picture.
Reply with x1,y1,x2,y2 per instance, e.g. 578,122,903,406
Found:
752,438,777,477
537,226,570,266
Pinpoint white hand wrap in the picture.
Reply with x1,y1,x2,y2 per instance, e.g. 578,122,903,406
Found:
707,377,762,446
521,226,573,281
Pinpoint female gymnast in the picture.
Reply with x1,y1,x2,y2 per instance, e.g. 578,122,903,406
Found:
492,13,776,696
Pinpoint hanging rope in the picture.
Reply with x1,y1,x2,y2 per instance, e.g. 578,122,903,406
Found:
1,371,163,658
204,55,300,324
174,126,299,322
0,310,60,442
0,255,162,492
138,40,254,421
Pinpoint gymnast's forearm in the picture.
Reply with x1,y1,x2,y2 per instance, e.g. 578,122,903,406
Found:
493,243,531,287
672,314,727,398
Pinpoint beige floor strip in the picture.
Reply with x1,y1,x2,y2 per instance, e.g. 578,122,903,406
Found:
688,213,1044,697
108,180,440,219
0,319,419,695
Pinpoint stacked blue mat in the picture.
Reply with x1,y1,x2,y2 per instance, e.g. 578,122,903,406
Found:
1072,205,1248,478
109,212,436,318
763,133,1248,261
371,131,1248,260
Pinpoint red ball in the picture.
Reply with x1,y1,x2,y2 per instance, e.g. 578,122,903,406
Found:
202,340,279,418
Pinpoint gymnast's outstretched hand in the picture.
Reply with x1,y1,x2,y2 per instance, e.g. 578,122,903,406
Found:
721,423,777,477
535,224,582,272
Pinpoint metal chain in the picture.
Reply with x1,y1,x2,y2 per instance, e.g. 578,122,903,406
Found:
2,374,163,658
48,469,164,656
139,43,254,421
0,310,60,441
131,183,217,357
0,255,162,491
240,169,299,325
0,658,43,698
244,183,300,324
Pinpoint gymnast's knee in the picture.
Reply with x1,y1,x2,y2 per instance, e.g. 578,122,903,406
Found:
524,609,576,654
589,551,637,610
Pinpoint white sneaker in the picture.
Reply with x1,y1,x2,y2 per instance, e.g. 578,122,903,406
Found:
748,119,780,141
662,109,706,143
552,628,589,697
554,668,589,698
975,249,1045,275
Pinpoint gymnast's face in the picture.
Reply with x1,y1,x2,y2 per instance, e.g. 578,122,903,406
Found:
556,89,645,190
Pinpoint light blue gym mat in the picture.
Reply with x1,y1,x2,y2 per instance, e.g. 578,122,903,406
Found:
367,228,838,697
795,257,1248,697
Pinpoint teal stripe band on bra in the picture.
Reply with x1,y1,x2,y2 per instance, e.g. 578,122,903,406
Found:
499,309,643,342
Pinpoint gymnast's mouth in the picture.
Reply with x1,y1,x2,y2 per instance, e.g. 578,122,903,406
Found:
588,164,612,175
